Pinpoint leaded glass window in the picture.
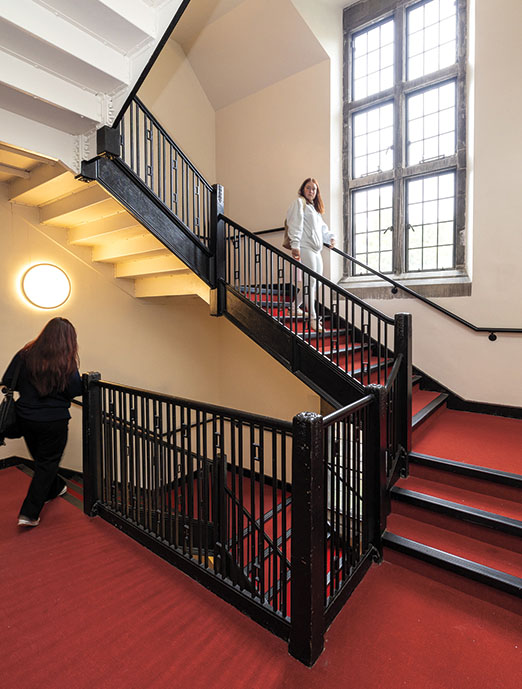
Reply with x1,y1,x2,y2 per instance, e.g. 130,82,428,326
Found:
344,0,466,279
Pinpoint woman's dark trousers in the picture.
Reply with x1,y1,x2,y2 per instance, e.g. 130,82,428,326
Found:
19,418,69,520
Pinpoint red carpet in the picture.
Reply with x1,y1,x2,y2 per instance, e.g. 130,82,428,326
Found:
412,388,441,416
398,474,522,522
387,510,522,577
2,466,522,689
412,408,522,475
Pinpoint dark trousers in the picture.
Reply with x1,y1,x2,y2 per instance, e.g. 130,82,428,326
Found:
19,418,69,520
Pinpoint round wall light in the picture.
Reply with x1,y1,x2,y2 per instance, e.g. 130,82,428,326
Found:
22,263,71,309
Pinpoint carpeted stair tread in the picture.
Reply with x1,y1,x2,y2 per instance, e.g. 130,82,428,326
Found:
412,408,522,475
383,534,522,599
412,389,445,417
396,475,522,523
408,454,522,505
387,511,522,579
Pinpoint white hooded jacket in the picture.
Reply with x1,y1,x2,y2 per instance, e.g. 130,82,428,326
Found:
285,197,333,252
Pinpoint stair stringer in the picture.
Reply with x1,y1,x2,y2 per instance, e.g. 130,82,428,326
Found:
81,155,213,288
225,287,366,408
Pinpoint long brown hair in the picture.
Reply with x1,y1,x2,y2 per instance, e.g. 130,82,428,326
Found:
22,318,79,396
298,178,325,214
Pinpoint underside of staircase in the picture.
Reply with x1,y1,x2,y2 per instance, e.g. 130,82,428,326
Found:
4,151,210,302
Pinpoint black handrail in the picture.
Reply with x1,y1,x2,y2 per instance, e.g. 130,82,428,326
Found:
329,245,522,341
253,226,521,340
322,393,374,425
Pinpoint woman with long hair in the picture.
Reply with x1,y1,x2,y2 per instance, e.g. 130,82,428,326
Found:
1,318,81,526
285,178,335,331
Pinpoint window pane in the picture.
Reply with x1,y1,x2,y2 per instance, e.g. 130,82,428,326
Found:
406,172,456,272
407,0,457,80
352,103,394,177
407,81,456,164
351,19,395,100
352,184,394,274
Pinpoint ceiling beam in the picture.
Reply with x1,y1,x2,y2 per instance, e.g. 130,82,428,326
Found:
1,51,102,123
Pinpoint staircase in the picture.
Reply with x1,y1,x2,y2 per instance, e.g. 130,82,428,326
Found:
386,375,522,599
4,81,521,628
6,156,211,302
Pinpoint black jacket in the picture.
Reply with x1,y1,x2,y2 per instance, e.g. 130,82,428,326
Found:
1,351,82,422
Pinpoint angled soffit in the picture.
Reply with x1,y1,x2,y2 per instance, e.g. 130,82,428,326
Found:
173,0,329,111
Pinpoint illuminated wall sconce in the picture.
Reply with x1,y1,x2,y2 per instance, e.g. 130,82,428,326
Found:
22,263,71,309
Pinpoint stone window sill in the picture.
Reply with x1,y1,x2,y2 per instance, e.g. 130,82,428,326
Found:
338,271,472,300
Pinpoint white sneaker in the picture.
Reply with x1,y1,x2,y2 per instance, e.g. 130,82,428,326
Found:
17,515,40,527
45,484,67,502
312,319,323,333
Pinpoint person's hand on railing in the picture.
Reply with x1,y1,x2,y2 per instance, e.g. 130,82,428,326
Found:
329,238,335,249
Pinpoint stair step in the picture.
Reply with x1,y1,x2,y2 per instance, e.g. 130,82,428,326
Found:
68,212,142,245
386,511,522,579
92,233,165,262
412,392,448,429
412,408,522,476
39,185,117,226
396,475,522,523
390,486,522,551
115,253,187,278
412,389,443,417
409,452,522,504
9,164,84,204
383,531,522,598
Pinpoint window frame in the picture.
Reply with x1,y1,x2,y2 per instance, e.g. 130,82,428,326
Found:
342,0,468,285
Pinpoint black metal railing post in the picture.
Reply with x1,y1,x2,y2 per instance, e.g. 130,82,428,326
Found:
289,411,326,666
96,125,121,158
394,312,412,474
210,183,225,316
365,385,388,552
82,372,102,516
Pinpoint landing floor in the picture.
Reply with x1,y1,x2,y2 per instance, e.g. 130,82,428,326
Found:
2,466,521,689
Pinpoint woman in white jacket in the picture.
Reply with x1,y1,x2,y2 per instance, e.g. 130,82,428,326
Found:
286,178,334,331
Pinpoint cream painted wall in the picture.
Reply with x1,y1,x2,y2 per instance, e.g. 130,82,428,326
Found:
0,187,318,471
138,38,216,183
216,60,331,233
290,0,345,283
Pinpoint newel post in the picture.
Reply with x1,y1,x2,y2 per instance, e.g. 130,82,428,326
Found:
210,183,225,316
365,385,388,554
394,312,412,472
96,125,121,158
82,372,102,517
289,411,326,666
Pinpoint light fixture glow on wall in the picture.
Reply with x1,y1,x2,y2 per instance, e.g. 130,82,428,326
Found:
22,263,71,309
